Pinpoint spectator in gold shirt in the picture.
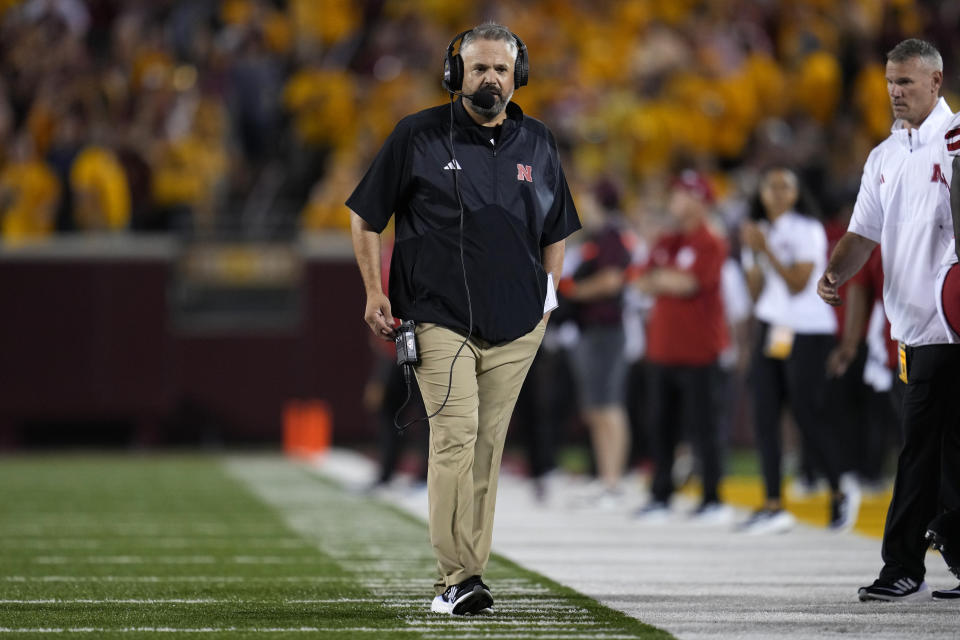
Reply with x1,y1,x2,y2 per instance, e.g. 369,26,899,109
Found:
0,134,60,244
70,141,131,231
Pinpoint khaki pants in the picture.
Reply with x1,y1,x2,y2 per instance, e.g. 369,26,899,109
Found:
414,320,545,593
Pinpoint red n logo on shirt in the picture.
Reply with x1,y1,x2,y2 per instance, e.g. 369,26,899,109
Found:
932,163,948,186
517,164,533,182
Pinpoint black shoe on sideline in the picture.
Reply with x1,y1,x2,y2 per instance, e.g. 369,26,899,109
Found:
932,583,960,600
431,576,493,615
828,490,860,532
857,576,931,602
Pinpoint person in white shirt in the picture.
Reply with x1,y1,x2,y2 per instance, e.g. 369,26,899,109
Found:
738,167,857,535
818,38,960,603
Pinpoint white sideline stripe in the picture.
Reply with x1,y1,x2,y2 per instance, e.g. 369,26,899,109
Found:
0,526,283,535
32,556,320,565
0,595,586,610
0,628,388,634
0,629,624,636
410,620,603,627
429,636,637,640
0,598,403,605
3,576,349,583
0,599,220,605
1,538,308,550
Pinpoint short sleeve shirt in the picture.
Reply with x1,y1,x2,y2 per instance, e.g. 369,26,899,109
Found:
347,100,581,344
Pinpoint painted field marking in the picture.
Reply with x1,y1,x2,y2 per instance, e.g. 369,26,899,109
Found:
31,555,322,565
0,629,636,638
223,459,634,640
0,538,308,550
0,599,221,605
3,576,351,583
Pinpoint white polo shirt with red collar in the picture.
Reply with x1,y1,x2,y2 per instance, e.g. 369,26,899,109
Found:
848,96,956,346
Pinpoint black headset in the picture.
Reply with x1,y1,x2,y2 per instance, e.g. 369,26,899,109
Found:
442,28,529,92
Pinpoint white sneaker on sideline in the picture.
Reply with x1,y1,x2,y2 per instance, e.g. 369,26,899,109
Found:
689,502,735,526
633,501,671,523
738,508,796,535
830,479,862,532
567,480,624,510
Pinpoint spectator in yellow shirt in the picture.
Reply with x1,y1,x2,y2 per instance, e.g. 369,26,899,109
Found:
70,144,131,231
0,134,60,244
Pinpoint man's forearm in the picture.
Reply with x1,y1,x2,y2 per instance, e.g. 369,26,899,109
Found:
825,232,877,287
840,283,869,348
350,211,384,296
542,240,565,288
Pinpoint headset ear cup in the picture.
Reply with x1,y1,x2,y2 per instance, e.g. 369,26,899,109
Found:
442,30,471,92
513,37,528,88
514,54,528,88
448,53,463,91
443,53,463,92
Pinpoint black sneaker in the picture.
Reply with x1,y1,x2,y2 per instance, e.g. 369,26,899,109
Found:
828,489,861,532
857,576,931,602
430,576,493,615
932,583,960,600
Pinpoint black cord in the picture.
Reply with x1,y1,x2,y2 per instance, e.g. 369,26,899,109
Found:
394,96,474,433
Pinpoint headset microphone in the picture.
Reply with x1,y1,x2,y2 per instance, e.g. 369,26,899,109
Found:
463,89,496,110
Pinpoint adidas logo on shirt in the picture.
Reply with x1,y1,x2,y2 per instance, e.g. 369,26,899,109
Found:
442,160,462,171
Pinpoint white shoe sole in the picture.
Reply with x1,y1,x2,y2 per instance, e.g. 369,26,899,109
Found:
431,587,493,615
431,594,454,614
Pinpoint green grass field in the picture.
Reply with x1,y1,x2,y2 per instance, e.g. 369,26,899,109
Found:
0,455,672,639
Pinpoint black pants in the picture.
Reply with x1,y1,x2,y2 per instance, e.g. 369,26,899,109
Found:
377,361,427,484
880,343,960,582
821,343,869,477
646,361,723,504
514,346,576,478
859,380,903,483
625,359,651,466
752,323,838,500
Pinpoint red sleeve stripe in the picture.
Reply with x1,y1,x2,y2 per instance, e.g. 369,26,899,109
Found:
946,126,960,150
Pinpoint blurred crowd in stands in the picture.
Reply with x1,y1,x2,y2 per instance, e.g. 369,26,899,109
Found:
0,0,957,243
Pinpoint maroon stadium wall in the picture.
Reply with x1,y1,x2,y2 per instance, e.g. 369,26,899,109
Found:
0,235,373,448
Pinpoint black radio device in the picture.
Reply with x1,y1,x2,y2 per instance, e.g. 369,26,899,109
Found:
395,320,419,366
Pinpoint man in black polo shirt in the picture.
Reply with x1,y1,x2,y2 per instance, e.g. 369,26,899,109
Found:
347,22,580,615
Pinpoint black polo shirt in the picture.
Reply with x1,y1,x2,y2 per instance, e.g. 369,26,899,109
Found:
347,99,580,344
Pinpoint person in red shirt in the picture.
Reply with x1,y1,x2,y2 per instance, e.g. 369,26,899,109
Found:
632,170,731,521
